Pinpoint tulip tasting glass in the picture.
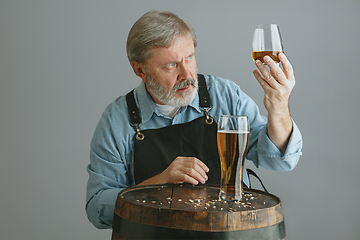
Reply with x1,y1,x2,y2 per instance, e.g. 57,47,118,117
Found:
217,115,250,201
252,24,284,64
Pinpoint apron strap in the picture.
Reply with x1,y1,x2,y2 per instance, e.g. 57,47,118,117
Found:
197,74,211,108
126,90,144,140
246,168,269,193
197,74,214,125
126,89,141,126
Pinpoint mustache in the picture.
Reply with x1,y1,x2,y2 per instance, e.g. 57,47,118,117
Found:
172,78,198,92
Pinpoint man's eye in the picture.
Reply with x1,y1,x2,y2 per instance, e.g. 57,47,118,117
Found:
166,63,176,69
187,55,193,61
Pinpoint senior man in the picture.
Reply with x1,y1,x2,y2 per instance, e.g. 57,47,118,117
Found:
86,10,302,229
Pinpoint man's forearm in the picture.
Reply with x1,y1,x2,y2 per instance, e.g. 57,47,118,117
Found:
267,110,293,154
137,173,167,186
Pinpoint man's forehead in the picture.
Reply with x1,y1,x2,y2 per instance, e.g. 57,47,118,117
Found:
149,37,195,63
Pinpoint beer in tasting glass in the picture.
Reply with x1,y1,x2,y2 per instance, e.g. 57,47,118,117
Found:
252,24,283,64
252,50,283,63
217,115,249,201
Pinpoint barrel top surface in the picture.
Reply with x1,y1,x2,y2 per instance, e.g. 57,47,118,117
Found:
112,184,285,238
117,184,280,212
114,184,284,232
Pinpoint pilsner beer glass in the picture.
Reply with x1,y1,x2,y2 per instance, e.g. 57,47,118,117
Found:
252,24,283,64
217,115,250,201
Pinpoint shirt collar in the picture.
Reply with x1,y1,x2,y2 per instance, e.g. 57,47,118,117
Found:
134,82,202,124
186,89,202,113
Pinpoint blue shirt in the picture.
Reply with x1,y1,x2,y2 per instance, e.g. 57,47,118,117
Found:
86,74,303,229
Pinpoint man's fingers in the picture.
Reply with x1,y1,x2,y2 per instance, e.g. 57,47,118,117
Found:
194,158,210,173
184,158,208,184
253,66,274,90
172,157,209,185
180,174,200,185
255,59,279,89
190,165,208,184
278,53,295,81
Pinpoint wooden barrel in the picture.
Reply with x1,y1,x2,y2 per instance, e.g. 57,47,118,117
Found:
111,184,285,240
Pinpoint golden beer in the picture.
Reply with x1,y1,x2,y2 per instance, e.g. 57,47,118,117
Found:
252,51,283,64
217,130,249,200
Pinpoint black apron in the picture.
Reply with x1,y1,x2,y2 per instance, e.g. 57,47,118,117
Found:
126,74,221,185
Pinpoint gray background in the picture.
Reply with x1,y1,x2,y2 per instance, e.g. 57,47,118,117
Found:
1,0,359,239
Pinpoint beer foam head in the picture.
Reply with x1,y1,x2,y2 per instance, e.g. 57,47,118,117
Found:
218,130,249,134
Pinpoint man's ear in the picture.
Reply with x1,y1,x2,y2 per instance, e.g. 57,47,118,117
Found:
131,61,147,83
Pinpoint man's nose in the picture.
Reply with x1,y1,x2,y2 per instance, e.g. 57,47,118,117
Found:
178,62,192,81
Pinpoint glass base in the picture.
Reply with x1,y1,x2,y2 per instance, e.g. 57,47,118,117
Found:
219,190,243,201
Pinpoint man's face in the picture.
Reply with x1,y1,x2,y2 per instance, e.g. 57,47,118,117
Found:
142,35,198,107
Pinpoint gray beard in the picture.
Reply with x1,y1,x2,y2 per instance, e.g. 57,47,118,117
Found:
146,70,198,107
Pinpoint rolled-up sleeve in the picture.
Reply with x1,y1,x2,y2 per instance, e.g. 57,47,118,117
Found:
85,184,122,229
208,75,303,174
86,110,131,229
249,118,303,171
226,78,303,172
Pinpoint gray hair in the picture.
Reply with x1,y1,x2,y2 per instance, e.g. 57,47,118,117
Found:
126,10,197,65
